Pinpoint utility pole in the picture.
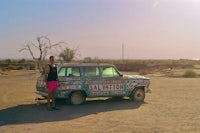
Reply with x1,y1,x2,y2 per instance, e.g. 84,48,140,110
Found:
122,43,124,60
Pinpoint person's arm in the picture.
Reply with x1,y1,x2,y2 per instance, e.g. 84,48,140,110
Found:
44,65,50,82
56,66,59,81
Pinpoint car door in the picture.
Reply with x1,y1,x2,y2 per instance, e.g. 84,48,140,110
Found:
57,66,82,98
100,66,126,97
81,66,102,97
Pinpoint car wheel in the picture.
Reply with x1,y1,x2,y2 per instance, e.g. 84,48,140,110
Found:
130,88,145,102
70,91,85,105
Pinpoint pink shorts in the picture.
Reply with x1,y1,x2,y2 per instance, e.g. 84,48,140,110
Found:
47,81,58,91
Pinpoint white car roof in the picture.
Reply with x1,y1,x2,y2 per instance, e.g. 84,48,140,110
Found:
57,63,115,67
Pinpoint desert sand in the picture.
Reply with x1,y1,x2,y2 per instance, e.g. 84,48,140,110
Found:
0,70,200,133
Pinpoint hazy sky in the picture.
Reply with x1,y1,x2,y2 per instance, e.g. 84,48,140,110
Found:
1,0,200,60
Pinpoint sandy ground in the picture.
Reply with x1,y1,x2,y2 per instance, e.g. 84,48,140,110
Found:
0,70,200,133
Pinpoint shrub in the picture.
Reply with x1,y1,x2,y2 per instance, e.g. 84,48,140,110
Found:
16,66,25,70
29,65,36,70
182,69,197,78
138,69,152,75
18,58,26,63
8,65,17,70
3,59,12,64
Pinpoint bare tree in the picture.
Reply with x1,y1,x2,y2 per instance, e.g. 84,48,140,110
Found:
20,35,66,70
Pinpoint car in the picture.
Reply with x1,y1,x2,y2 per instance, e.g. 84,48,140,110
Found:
35,63,152,105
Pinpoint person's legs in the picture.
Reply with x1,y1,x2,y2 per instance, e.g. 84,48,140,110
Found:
47,90,53,111
47,81,55,106
47,81,54,110
47,91,51,107
52,81,59,110
52,90,59,110
52,90,56,107
47,81,59,110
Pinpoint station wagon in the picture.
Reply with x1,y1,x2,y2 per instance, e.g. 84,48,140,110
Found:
35,63,152,105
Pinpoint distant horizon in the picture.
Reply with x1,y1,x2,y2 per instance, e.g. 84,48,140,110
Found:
0,57,199,61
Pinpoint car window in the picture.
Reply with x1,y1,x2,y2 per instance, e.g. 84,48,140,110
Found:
82,66,100,77
70,67,80,77
58,67,66,77
102,66,120,77
58,67,80,77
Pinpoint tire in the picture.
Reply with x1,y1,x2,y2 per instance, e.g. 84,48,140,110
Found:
70,91,86,105
129,88,145,102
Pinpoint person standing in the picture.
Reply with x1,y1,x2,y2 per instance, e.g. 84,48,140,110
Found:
45,56,59,111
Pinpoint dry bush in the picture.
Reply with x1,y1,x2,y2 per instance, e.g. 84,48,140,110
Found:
16,66,25,70
8,65,25,70
182,69,197,78
106,59,198,72
8,65,17,70
138,69,152,75
28,65,36,70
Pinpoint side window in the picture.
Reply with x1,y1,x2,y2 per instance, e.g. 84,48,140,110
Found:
58,67,66,77
58,67,80,77
82,66,100,77
113,68,120,76
102,66,120,77
70,67,80,77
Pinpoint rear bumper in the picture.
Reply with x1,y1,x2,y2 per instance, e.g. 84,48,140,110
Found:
35,90,68,99
35,90,48,97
